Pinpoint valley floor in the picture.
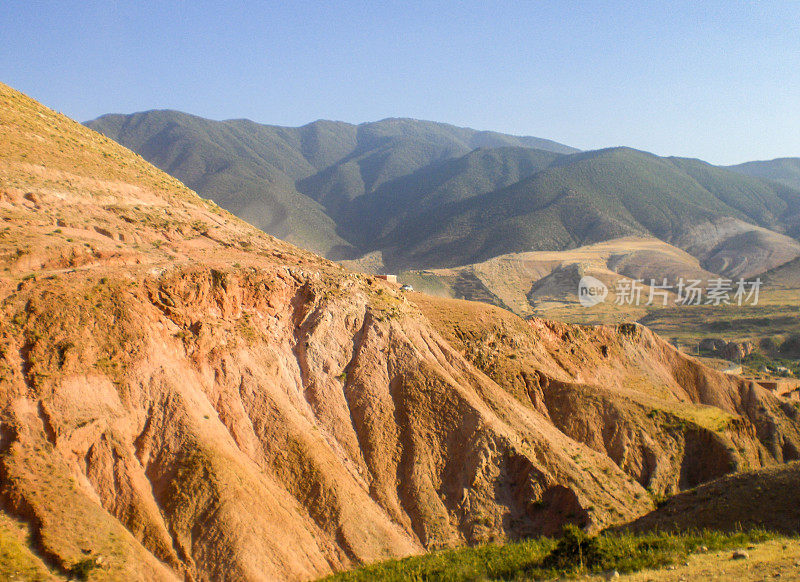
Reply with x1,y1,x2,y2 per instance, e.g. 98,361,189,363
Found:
584,539,800,582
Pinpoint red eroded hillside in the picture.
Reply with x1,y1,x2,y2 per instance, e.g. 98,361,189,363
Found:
1,83,799,581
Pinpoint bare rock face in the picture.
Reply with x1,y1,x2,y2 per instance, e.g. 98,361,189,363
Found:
699,338,728,353
0,269,639,579
721,341,755,361
5,270,797,581
700,338,755,361
1,82,800,581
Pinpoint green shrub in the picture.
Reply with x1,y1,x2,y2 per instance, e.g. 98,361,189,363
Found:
542,524,605,571
69,558,97,580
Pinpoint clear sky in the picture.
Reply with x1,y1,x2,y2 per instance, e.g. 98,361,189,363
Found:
1,1,798,165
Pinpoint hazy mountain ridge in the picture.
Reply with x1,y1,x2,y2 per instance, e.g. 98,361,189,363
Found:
86,112,577,257
87,112,800,284
729,157,800,191
376,147,800,271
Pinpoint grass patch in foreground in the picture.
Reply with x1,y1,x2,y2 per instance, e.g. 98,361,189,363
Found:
321,526,782,581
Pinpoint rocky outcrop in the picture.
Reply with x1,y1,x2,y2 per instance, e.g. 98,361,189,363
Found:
699,338,755,361
415,295,800,492
0,268,638,579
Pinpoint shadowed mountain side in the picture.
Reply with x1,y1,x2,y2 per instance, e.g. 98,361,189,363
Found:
729,157,800,192
86,112,577,257
762,255,800,289
337,146,564,247
375,148,800,271
621,462,800,535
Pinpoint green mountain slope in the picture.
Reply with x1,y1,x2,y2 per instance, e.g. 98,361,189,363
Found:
376,148,800,272
86,112,577,257
339,146,564,246
729,157,800,191
87,111,800,282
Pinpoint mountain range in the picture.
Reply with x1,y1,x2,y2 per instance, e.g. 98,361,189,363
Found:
729,157,800,191
85,112,576,259
86,112,800,301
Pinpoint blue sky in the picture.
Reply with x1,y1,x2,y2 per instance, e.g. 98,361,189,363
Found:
1,1,798,164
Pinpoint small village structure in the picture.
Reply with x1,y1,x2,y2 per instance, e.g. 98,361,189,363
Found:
755,379,800,399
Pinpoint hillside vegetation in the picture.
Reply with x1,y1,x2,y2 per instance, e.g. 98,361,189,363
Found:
730,157,800,191
329,462,800,581
322,528,782,582
379,147,800,270
86,112,576,257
